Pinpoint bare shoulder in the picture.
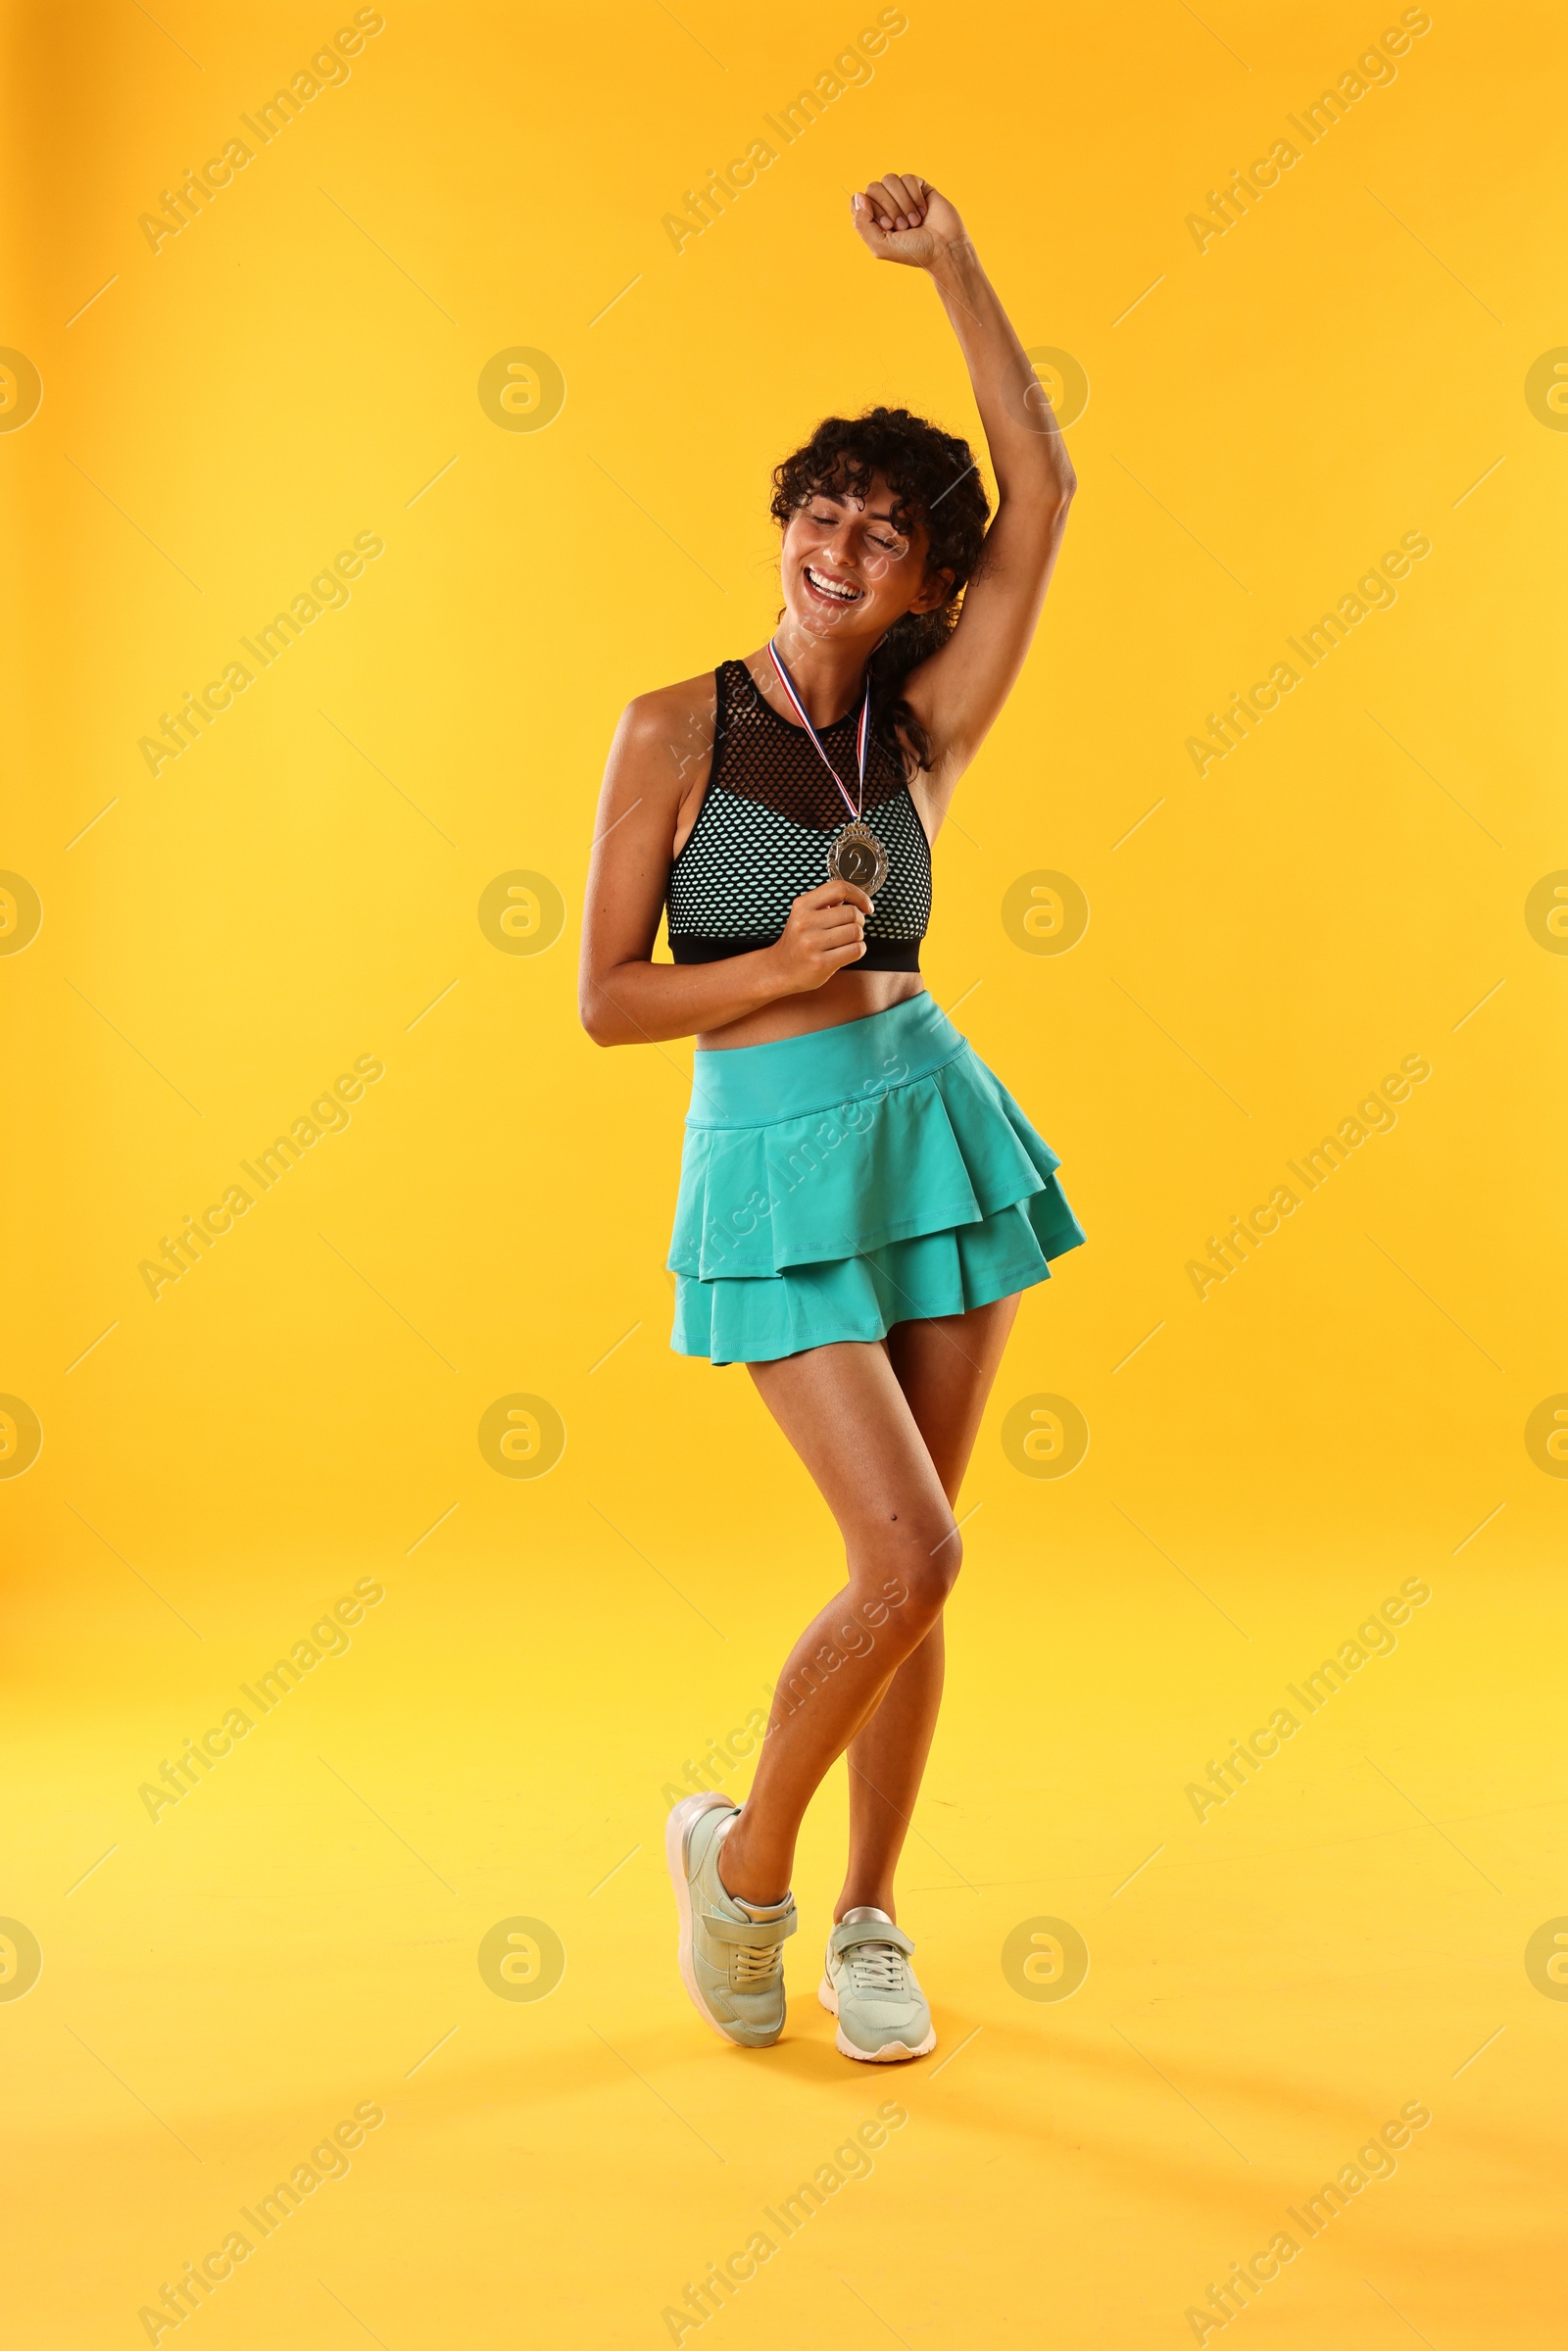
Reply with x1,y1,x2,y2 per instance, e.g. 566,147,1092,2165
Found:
613,668,718,778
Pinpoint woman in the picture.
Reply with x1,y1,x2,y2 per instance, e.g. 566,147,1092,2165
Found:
579,173,1083,2062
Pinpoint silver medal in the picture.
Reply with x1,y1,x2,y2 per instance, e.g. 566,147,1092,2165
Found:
826,821,889,896
767,642,893,903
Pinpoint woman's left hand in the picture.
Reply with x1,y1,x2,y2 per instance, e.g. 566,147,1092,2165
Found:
852,174,966,269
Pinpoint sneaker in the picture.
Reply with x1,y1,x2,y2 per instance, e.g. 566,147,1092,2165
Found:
818,1907,936,2062
664,1791,797,2048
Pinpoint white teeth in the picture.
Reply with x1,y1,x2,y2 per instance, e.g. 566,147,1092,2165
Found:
806,566,860,602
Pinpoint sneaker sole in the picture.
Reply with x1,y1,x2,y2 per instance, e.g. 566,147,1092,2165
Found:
664,1791,745,2044
817,1972,937,2063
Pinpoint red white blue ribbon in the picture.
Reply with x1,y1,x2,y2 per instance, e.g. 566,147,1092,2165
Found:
766,639,871,825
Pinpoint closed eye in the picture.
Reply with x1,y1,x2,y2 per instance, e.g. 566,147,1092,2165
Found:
806,510,906,557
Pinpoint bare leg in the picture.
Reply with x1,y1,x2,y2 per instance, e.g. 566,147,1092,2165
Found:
835,1295,1020,1921
718,1295,1021,1910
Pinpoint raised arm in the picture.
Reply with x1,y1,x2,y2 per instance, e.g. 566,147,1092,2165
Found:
853,175,1076,795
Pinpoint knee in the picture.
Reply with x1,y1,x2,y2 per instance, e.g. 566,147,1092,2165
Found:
855,1517,962,1629
909,1518,963,1612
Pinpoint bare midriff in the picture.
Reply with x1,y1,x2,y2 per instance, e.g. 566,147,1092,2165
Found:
697,966,925,1053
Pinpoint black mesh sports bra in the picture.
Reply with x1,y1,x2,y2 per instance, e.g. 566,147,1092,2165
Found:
666,659,931,972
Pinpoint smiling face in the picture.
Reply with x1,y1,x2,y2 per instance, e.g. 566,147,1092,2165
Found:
779,470,951,646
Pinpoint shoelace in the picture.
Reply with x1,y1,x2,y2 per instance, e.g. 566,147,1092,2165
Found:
844,1940,909,1996
732,1940,784,1984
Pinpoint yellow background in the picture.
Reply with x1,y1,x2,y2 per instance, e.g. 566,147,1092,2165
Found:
5,1,1565,2342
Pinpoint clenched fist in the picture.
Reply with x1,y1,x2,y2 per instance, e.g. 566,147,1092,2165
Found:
851,174,967,269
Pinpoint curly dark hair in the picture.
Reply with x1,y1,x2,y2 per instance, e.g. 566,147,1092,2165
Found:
770,405,990,776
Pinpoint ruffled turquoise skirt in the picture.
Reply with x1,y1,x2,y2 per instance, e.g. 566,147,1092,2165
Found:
668,994,1085,1365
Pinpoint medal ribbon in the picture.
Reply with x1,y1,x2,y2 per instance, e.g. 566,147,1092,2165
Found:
766,640,871,826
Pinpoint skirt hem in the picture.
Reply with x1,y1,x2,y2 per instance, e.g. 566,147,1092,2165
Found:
672,1234,1085,1367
